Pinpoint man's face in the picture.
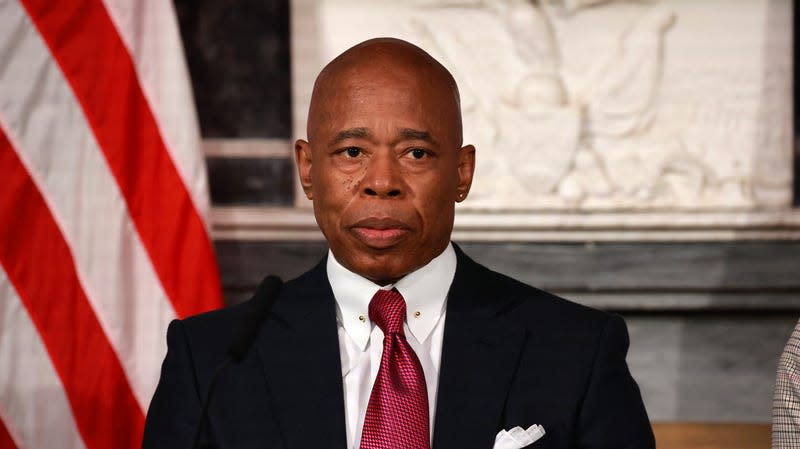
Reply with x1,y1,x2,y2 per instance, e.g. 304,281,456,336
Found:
296,66,475,284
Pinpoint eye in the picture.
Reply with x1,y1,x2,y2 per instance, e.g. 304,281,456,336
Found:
409,148,427,159
342,147,361,158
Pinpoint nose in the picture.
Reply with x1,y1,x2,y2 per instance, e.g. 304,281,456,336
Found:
362,151,403,198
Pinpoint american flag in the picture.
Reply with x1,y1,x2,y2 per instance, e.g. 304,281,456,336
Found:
0,0,224,447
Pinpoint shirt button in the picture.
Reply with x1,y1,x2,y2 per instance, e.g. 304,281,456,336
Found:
414,310,421,318
358,315,366,322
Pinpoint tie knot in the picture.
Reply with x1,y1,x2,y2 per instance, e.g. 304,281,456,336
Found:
369,289,406,335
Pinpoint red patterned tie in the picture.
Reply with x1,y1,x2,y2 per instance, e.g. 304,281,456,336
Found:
360,289,430,449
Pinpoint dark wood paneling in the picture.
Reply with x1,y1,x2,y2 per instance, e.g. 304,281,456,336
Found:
625,313,796,422
795,0,799,205
207,157,294,205
795,141,799,206
214,240,800,310
457,241,800,292
568,291,800,312
214,240,328,303
175,0,291,138
212,240,799,421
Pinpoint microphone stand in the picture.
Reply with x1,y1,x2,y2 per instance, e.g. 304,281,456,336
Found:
190,275,283,449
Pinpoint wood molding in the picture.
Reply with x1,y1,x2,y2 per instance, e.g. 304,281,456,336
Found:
652,422,771,449
210,206,800,241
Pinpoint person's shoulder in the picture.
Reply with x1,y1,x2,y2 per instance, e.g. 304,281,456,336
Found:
492,266,608,323
179,261,327,342
181,293,253,334
174,291,260,361
454,245,616,334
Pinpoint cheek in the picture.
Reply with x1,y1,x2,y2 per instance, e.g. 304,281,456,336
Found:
313,170,363,227
417,180,456,224
341,175,359,192
316,159,363,194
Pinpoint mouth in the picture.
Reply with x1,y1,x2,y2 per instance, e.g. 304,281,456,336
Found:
350,217,411,249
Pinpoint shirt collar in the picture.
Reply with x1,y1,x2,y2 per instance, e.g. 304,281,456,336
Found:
327,243,456,351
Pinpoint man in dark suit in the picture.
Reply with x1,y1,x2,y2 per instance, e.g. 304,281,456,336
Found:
143,37,654,449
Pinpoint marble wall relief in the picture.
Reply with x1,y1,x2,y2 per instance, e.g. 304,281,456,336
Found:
293,0,793,211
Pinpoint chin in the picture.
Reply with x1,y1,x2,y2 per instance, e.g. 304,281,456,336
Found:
332,237,435,284
359,264,407,286
346,257,410,285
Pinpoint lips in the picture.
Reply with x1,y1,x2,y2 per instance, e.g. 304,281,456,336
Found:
350,217,411,248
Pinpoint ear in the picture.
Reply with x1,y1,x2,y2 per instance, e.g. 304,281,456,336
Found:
455,144,476,202
295,139,314,200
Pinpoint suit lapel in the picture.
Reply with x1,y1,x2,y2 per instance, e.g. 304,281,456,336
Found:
249,248,527,449
432,247,528,449
255,260,348,449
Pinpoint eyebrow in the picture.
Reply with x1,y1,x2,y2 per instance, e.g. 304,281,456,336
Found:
398,128,437,145
328,127,438,146
329,127,369,146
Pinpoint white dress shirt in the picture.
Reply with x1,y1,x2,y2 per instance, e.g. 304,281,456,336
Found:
327,243,456,449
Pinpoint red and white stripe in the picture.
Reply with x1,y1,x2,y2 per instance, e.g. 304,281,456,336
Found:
0,1,224,448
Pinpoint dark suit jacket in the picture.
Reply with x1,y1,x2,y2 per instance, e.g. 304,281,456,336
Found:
143,246,654,449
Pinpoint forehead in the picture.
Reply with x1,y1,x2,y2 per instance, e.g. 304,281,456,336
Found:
311,64,460,142
331,61,451,105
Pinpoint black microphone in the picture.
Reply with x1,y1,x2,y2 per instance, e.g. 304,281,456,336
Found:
227,275,283,361
191,275,283,449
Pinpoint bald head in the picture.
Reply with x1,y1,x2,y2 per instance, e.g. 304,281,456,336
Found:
295,37,476,284
307,38,463,145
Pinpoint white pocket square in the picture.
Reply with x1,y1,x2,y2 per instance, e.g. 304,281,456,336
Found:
493,424,545,449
